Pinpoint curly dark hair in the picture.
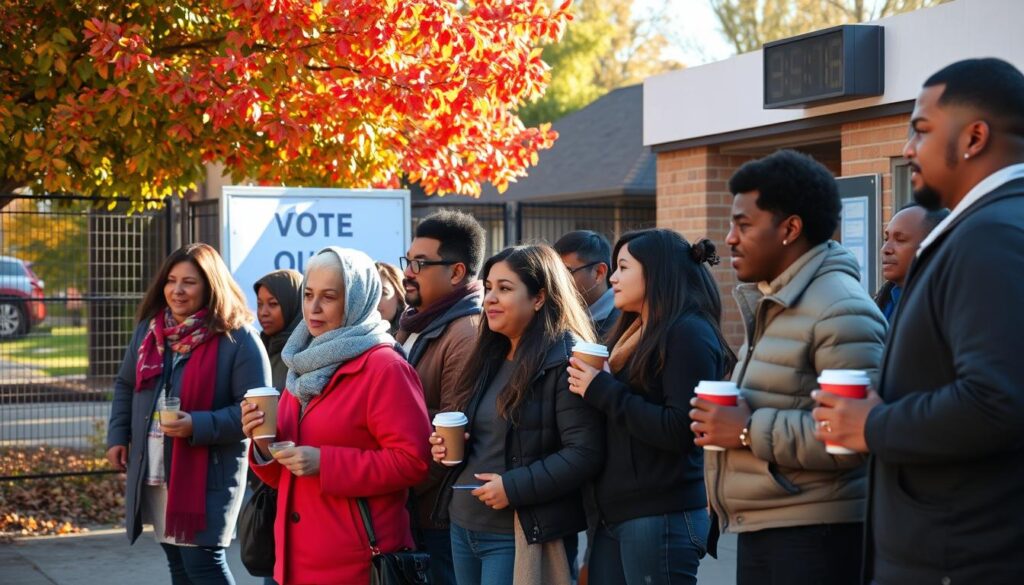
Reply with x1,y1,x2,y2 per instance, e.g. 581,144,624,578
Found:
415,210,486,279
728,149,841,245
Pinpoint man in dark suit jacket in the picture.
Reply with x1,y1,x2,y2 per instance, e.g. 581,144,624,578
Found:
811,58,1024,584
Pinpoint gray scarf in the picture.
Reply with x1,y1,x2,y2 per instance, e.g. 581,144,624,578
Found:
282,247,395,406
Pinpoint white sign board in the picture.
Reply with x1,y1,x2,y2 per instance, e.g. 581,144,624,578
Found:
221,186,410,313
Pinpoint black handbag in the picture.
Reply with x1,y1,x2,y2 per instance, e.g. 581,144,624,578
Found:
357,498,432,585
238,481,277,577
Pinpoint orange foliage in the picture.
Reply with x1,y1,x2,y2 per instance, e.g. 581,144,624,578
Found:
0,0,572,211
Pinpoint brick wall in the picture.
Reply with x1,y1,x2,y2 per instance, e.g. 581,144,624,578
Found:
656,146,754,350
656,116,911,352
841,114,912,223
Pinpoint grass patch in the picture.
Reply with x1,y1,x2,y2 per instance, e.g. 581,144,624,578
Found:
0,326,87,377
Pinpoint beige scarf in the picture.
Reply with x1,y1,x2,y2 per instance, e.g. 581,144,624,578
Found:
608,318,642,374
513,513,572,585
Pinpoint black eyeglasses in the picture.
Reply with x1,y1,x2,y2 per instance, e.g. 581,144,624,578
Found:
566,261,601,275
399,257,459,274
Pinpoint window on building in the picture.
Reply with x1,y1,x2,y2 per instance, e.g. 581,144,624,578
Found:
891,157,914,211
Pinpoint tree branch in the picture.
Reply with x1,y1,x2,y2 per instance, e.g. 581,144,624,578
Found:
152,36,227,57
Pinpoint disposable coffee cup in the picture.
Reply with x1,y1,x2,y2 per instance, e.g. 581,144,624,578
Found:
572,342,609,370
695,381,740,452
817,370,870,455
244,387,280,440
158,397,181,423
433,412,469,467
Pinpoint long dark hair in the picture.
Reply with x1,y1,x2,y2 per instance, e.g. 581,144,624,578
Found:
136,243,252,334
458,244,595,420
607,229,736,389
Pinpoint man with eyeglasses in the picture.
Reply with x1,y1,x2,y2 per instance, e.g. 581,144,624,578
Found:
554,230,620,338
396,209,486,585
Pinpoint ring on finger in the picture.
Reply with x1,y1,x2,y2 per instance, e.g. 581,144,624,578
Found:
818,420,832,433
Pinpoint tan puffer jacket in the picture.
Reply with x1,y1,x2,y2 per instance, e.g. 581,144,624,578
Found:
706,241,887,534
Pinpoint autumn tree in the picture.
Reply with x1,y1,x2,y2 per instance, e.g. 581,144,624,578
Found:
710,0,948,54
519,0,682,126
0,0,573,211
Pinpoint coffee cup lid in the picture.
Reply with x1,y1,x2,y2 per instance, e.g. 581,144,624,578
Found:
245,387,280,398
817,370,870,386
695,381,740,396
573,342,609,357
433,411,469,427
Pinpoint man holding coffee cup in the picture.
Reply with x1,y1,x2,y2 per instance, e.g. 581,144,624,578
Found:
689,150,886,585
813,58,1024,584
395,210,486,585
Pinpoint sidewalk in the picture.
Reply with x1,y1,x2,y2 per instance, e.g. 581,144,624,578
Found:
1,527,737,584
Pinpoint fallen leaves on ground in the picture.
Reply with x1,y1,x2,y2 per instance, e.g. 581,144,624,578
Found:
0,446,124,540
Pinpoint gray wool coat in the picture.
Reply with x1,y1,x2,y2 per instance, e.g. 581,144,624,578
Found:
106,321,272,546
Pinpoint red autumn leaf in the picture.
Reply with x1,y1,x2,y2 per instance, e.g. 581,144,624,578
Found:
0,0,572,212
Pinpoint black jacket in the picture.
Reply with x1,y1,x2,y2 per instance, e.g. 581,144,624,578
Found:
585,311,725,524
864,176,1024,584
432,332,605,543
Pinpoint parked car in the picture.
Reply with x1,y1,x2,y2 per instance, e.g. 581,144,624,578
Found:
0,255,46,339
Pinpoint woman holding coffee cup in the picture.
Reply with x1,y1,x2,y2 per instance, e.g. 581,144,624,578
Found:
566,229,734,585
428,244,604,585
248,270,304,584
105,243,272,584
242,247,431,585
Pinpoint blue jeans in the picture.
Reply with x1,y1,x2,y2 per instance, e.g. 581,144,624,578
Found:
588,509,708,585
450,522,516,585
160,543,235,585
423,527,458,585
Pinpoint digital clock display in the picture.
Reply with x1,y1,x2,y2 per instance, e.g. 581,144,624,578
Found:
765,30,845,104
763,25,883,109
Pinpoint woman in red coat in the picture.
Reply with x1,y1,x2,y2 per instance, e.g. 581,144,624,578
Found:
242,247,431,585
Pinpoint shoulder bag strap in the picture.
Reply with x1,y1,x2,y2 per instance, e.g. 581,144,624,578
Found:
357,498,381,556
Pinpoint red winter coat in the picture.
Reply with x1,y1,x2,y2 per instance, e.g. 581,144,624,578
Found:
250,344,431,585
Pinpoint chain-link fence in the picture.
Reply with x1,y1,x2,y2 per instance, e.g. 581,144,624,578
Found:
1,195,171,479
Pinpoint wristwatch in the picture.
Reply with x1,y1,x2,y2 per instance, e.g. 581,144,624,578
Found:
739,417,753,448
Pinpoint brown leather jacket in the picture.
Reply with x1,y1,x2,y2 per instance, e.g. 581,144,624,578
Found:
396,295,481,531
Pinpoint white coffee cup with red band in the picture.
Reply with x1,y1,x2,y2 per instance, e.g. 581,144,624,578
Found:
695,381,740,451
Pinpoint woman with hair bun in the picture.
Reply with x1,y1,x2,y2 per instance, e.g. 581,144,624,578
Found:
567,229,735,585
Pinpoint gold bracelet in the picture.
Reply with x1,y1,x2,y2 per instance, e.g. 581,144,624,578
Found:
739,417,753,448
